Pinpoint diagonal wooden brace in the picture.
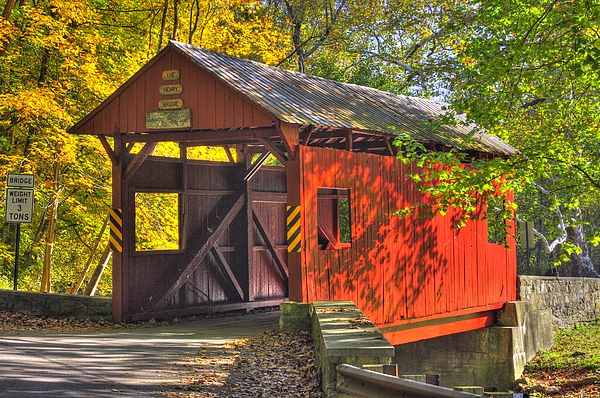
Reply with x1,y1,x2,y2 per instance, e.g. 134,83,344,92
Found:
152,193,246,311
211,243,244,300
252,210,289,283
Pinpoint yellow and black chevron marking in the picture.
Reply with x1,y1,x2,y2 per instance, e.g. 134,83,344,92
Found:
109,208,123,253
286,205,301,252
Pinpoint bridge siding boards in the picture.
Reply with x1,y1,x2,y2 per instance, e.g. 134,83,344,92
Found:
297,146,516,341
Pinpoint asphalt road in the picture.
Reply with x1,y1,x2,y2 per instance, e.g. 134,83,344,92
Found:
0,311,280,397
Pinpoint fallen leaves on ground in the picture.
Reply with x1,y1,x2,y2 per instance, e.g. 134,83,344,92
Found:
0,310,165,334
519,323,600,397
519,369,600,397
160,330,324,398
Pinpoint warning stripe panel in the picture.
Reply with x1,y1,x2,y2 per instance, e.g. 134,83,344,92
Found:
286,205,301,252
109,208,123,253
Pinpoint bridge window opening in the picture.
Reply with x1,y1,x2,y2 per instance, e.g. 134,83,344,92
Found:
317,188,351,250
135,192,180,251
487,195,508,245
186,145,234,162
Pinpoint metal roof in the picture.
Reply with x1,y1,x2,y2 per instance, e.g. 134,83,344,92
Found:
170,41,514,156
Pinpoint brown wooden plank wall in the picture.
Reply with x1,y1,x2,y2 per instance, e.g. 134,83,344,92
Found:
251,166,287,300
300,146,517,327
124,158,287,316
78,49,274,135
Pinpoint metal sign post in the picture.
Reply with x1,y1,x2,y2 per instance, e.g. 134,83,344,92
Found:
5,174,34,290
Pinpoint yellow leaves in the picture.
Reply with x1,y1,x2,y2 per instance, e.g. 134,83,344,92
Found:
182,0,290,65
0,17,17,52
0,88,71,124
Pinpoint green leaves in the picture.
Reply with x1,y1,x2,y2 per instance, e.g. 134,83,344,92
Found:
394,132,517,229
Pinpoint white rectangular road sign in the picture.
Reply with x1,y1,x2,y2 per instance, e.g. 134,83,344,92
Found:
7,174,34,188
5,188,34,223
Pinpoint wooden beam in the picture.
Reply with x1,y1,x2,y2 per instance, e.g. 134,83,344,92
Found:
384,135,396,156
121,128,278,144
258,137,287,164
252,210,289,281
152,193,246,311
275,121,299,159
124,142,157,180
211,243,244,300
223,145,236,163
346,130,353,151
302,125,315,145
244,160,254,302
318,223,339,250
243,151,270,181
98,135,116,165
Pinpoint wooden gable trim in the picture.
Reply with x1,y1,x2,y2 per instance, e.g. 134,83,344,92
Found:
69,47,173,135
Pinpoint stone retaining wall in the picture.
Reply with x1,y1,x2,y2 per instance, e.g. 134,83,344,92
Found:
0,290,112,322
518,276,600,329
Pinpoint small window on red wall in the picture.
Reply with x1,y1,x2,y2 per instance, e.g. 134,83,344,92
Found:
317,188,351,250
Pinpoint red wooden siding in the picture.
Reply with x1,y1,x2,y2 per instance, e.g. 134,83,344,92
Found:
299,146,517,344
75,49,274,135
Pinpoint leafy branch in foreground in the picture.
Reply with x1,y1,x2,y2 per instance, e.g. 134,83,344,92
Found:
393,132,517,231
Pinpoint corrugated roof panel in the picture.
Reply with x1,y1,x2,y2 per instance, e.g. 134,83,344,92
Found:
171,41,514,156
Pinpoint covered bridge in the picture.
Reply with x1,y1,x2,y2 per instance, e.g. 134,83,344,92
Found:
69,41,517,345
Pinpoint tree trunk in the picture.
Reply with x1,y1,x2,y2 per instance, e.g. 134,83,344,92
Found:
69,215,109,294
84,244,112,296
561,225,600,277
1,0,16,20
41,162,60,292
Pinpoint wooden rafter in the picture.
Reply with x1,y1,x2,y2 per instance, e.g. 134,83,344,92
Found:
384,135,396,156
274,120,299,159
210,243,244,300
258,137,287,164
152,193,246,311
252,210,289,282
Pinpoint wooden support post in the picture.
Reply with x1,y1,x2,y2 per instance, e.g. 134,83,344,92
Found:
242,152,254,302
346,130,353,151
285,149,306,302
234,145,253,302
111,130,126,323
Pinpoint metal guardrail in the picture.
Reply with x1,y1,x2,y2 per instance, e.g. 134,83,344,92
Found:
336,364,483,398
